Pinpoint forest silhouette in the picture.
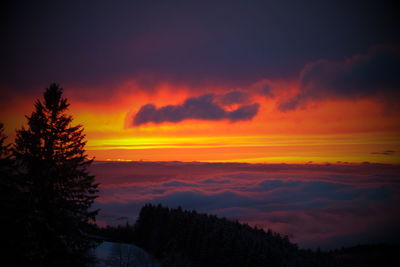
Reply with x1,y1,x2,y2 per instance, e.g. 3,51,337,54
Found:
1,84,399,266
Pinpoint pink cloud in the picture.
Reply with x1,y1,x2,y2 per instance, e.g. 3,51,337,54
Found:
90,161,400,249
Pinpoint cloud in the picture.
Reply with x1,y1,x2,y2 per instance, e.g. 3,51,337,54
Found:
371,150,396,155
258,85,275,98
217,91,251,105
279,46,400,111
132,93,259,125
91,161,400,249
3,1,399,103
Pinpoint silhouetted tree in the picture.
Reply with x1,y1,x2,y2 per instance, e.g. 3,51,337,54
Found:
0,123,13,183
0,123,31,267
13,84,99,266
0,123,10,158
0,123,16,256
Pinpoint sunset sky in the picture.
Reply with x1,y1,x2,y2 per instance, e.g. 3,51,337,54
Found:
1,1,400,250
1,0,399,164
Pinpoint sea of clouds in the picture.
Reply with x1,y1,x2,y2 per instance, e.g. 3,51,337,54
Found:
90,161,400,249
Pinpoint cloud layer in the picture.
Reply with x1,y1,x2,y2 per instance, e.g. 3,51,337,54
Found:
91,161,400,249
2,1,399,95
279,46,400,111
133,92,259,125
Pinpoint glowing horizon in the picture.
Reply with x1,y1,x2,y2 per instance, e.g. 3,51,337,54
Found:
2,78,399,164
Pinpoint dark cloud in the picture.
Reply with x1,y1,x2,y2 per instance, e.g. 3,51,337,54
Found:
1,1,399,94
201,179,231,185
132,93,259,125
371,150,396,155
162,181,199,187
218,91,251,105
258,85,275,98
279,46,400,111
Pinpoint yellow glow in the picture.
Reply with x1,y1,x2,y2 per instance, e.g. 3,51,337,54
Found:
2,81,400,164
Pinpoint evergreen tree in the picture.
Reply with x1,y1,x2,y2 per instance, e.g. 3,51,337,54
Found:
0,122,30,267
0,123,13,181
13,84,99,266
0,122,14,245
0,123,10,158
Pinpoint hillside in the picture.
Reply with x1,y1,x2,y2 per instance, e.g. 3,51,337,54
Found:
96,204,399,267
99,204,335,266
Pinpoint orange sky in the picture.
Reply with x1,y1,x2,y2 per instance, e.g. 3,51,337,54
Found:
2,79,398,164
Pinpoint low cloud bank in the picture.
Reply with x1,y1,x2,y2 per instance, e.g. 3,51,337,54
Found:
91,162,400,249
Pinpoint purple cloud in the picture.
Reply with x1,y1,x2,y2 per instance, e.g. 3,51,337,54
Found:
132,93,259,125
279,46,400,111
218,91,251,105
91,161,400,249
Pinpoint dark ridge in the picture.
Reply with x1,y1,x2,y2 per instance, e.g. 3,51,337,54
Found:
94,204,400,267
130,204,332,267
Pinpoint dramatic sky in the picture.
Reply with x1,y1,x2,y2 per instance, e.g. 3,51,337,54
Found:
1,0,399,163
1,1,400,250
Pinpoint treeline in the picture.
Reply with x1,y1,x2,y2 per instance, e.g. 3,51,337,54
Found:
134,204,301,266
96,204,337,267
96,204,400,267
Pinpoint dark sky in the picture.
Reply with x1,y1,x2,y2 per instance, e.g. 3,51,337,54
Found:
1,0,399,92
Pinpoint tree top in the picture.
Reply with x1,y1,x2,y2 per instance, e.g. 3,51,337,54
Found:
43,83,69,112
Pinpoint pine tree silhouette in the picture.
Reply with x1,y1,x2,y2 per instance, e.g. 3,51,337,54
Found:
0,122,26,266
13,84,99,266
